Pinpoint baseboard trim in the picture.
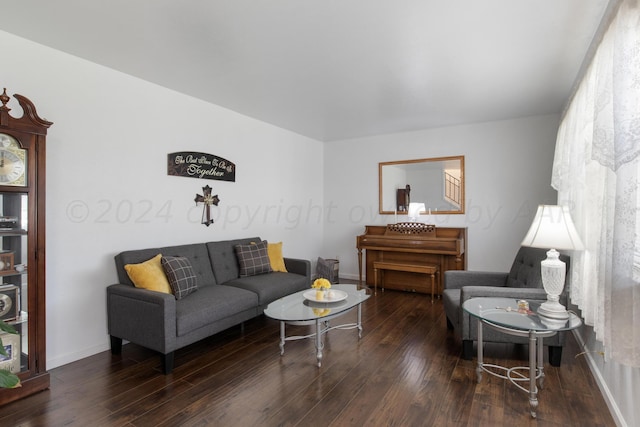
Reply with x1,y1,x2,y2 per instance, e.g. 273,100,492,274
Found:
47,341,111,370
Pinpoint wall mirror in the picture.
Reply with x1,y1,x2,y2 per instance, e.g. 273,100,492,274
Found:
379,155,465,215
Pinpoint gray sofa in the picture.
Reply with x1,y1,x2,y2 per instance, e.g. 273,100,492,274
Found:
442,246,570,367
107,237,311,374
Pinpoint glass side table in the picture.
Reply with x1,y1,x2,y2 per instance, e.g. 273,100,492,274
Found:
463,297,582,418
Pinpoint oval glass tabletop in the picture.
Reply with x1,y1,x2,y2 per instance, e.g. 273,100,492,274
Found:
463,297,582,332
264,284,370,322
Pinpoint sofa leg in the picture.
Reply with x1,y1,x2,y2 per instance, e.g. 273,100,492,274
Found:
110,336,122,355
549,346,563,367
162,352,175,375
462,340,473,360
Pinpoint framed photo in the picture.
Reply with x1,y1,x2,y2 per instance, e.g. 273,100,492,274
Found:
0,251,14,272
0,331,20,373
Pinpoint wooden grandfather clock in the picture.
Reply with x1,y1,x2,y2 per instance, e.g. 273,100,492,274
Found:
0,88,52,405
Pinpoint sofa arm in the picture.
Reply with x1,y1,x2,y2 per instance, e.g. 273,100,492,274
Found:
444,270,508,291
106,284,177,354
284,257,311,280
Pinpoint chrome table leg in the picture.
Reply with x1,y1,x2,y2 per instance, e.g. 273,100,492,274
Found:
529,330,539,418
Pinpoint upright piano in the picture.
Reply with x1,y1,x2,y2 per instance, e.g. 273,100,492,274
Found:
356,223,467,295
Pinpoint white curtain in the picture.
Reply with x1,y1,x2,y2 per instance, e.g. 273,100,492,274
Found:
552,0,640,367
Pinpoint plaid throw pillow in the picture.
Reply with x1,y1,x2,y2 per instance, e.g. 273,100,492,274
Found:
234,240,273,277
161,256,198,299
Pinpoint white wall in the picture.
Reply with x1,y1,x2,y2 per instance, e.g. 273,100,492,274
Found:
323,115,560,277
0,30,324,369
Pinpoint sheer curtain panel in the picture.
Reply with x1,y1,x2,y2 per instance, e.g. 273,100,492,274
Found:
551,0,640,367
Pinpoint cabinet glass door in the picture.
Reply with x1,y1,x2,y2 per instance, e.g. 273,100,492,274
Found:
0,192,28,375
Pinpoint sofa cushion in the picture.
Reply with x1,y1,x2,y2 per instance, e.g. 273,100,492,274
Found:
124,254,172,294
267,242,288,272
116,248,168,286
160,243,217,288
235,240,273,277
162,256,198,299
225,271,308,306
207,237,260,284
175,285,258,336
116,243,216,288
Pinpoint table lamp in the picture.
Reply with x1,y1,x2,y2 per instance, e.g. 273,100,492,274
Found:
521,205,584,320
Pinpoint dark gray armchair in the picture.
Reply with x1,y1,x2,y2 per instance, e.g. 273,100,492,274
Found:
442,246,570,367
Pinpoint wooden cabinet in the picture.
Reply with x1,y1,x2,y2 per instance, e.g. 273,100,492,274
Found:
0,89,52,405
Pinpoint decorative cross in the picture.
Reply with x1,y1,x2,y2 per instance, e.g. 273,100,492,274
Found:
194,185,220,226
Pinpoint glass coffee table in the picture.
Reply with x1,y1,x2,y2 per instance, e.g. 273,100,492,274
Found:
463,297,581,418
264,284,370,367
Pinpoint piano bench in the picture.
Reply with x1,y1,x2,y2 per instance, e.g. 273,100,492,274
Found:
373,261,439,302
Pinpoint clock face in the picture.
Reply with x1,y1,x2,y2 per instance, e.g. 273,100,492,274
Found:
0,293,13,317
0,133,27,186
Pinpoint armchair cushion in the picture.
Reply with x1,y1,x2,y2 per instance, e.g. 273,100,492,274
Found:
460,285,548,301
506,247,547,288
443,270,509,290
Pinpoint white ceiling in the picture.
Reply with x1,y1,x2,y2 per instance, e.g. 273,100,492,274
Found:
1,0,612,142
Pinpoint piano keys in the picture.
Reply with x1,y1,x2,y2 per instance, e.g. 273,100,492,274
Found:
356,223,467,295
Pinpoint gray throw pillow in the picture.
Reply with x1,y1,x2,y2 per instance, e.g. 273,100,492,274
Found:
234,240,273,277
161,256,198,299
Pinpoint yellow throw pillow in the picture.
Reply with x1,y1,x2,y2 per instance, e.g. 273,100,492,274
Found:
124,254,172,294
267,242,288,272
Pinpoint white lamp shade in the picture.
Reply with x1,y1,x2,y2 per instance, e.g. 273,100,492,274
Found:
521,205,584,250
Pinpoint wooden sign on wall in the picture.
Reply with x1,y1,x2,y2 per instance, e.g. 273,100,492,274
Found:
167,152,236,182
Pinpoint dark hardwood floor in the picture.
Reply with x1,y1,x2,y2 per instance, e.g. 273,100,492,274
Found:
0,286,615,426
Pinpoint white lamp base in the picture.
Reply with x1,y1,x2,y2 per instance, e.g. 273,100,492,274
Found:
537,248,570,320
537,300,569,320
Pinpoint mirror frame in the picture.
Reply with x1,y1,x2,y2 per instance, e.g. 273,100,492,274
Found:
379,155,465,215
